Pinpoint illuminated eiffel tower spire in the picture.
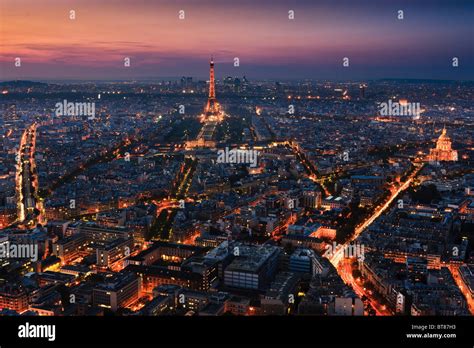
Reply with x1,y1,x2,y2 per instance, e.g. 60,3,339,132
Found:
203,56,223,121
208,56,215,99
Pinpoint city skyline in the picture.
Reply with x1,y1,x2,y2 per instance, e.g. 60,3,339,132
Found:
0,1,473,345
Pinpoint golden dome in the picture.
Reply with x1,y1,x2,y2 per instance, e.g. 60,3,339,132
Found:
438,127,449,140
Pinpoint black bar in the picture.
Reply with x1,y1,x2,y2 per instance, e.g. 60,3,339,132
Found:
0,316,472,346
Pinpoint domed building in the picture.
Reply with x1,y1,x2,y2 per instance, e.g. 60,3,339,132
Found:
426,127,458,162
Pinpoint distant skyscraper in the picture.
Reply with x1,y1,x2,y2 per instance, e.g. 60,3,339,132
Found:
180,76,193,88
359,84,366,99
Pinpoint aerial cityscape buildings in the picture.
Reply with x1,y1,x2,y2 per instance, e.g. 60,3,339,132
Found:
0,4,473,347
1,60,472,320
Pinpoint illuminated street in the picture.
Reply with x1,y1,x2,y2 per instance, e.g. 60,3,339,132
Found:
15,123,44,227
448,264,474,315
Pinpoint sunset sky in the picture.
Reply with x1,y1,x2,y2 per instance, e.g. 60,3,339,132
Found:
1,0,473,81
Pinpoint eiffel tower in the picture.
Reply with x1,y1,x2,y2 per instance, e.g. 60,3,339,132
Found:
203,57,223,122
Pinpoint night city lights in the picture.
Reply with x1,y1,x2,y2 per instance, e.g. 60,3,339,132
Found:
0,0,473,346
